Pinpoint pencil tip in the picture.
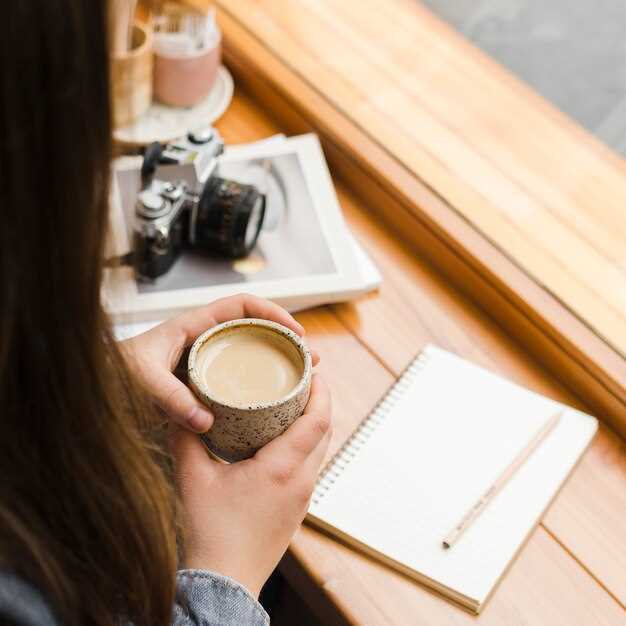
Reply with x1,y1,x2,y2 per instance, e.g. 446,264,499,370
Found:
442,542,450,549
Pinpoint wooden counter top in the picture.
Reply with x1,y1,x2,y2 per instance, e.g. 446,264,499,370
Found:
213,0,626,439
214,88,626,625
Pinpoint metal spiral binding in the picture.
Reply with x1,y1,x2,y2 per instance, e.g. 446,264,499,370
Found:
311,349,431,506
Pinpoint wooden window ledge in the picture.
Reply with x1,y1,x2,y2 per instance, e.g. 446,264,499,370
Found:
214,1,626,437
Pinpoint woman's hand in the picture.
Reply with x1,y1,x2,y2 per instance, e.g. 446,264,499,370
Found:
170,374,332,598
121,294,314,433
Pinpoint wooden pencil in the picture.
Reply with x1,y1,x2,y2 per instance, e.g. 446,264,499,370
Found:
442,411,562,549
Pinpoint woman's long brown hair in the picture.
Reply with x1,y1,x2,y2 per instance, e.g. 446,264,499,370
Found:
0,1,177,625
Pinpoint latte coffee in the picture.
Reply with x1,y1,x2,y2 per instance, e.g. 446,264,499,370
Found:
195,326,304,405
188,318,313,462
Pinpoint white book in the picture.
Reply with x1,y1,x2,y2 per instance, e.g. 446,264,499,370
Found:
307,345,598,613
105,134,381,323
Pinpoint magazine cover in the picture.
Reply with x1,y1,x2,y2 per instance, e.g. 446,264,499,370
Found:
104,134,380,325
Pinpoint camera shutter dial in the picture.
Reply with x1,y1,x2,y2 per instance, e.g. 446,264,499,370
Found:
161,182,184,202
137,190,168,219
188,127,214,144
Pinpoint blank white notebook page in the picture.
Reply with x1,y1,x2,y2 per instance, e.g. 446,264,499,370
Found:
308,345,598,608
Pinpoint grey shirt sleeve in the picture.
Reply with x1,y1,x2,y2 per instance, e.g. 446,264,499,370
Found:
173,569,269,626
0,569,268,626
0,572,57,626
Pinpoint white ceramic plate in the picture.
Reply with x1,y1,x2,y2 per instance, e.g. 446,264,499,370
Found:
113,65,234,147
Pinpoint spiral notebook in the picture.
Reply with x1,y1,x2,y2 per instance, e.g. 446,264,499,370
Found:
307,345,598,613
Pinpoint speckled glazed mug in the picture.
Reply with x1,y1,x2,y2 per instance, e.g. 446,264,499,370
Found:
188,318,312,462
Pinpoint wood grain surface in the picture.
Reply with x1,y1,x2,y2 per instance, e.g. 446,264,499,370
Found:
212,87,626,624
209,1,626,439
215,0,626,360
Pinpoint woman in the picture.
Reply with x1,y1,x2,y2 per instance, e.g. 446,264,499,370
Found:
0,1,332,625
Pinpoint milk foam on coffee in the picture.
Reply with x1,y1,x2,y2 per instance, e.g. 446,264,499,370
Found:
196,327,304,405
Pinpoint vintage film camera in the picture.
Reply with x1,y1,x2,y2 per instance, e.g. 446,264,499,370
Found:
134,127,266,280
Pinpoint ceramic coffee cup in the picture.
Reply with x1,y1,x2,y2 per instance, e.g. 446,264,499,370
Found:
188,318,312,462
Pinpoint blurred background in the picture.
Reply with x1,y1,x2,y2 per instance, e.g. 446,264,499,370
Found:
422,0,626,155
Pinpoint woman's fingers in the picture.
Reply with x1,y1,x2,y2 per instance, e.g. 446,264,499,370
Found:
124,294,320,435
255,374,332,473
149,368,213,432
168,424,220,486
172,294,305,345
311,349,321,367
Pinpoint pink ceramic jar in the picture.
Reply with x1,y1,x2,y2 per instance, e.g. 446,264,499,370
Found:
153,31,221,108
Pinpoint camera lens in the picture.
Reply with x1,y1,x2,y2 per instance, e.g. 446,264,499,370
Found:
195,177,266,258
244,194,265,249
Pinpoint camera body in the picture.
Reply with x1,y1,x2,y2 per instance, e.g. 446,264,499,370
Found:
141,127,223,192
134,127,266,280
134,179,192,281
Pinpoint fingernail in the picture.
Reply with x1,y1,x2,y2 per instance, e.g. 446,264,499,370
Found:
188,407,213,433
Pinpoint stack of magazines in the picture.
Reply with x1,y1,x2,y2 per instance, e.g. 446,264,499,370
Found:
106,133,381,339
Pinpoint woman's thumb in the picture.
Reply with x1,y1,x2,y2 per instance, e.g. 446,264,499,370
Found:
154,371,213,433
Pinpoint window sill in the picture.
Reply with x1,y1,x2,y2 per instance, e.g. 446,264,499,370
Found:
215,2,626,436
